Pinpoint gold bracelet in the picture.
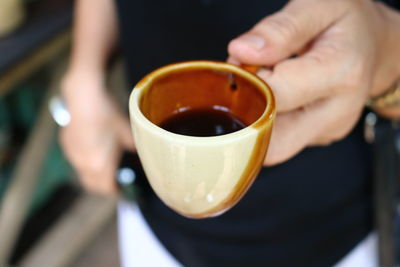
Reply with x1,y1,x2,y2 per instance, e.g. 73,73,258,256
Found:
367,80,400,109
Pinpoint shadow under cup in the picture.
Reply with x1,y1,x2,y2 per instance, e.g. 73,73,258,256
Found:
129,61,275,218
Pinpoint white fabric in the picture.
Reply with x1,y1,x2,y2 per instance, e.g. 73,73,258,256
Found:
334,232,377,267
118,202,377,267
117,202,183,267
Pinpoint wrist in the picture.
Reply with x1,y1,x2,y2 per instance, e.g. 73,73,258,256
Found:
66,60,106,79
371,2,400,97
384,3,400,78
61,67,107,99
365,2,400,119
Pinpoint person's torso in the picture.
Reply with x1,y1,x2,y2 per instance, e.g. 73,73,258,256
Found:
114,1,379,266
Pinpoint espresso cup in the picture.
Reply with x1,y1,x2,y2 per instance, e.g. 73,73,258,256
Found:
129,61,275,218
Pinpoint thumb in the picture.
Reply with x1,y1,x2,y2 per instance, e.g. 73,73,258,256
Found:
228,0,348,65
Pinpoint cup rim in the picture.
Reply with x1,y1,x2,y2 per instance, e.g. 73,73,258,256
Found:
129,60,275,141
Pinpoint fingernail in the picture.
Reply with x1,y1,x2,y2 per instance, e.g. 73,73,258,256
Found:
238,35,265,50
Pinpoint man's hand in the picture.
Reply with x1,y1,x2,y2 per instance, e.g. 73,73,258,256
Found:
228,0,400,165
60,70,134,194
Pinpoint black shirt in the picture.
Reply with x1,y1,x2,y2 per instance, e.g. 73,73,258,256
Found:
114,0,399,266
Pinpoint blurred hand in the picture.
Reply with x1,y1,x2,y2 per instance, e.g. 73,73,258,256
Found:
60,70,134,194
228,0,400,165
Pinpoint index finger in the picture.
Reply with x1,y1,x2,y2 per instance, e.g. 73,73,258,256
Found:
259,53,337,112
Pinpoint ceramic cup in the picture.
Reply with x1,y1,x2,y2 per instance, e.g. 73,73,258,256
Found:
129,61,275,218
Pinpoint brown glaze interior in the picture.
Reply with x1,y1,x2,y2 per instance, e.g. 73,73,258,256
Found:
140,67,267,127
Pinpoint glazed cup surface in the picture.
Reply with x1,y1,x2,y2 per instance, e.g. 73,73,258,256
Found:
129,61,275,218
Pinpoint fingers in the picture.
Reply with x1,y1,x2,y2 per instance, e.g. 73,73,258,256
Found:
225,0,383,165
115,112,136,151
59,99,133,195
60,127,120,195
247,16,355,113
258,51,336,112
264,90,364,166
227,0,353,113
228,0,349,65
78,148,119,195
264,103,325,166
79,169,118,195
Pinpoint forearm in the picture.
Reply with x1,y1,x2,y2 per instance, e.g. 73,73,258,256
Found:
68,0,118,76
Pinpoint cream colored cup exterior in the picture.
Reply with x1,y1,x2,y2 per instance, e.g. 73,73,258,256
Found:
129,61,275,218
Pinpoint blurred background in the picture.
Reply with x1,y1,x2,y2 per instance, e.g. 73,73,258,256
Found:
1,1,400,267
0,0,122,266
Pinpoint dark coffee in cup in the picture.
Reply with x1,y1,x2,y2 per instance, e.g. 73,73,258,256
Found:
160,107,247,137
